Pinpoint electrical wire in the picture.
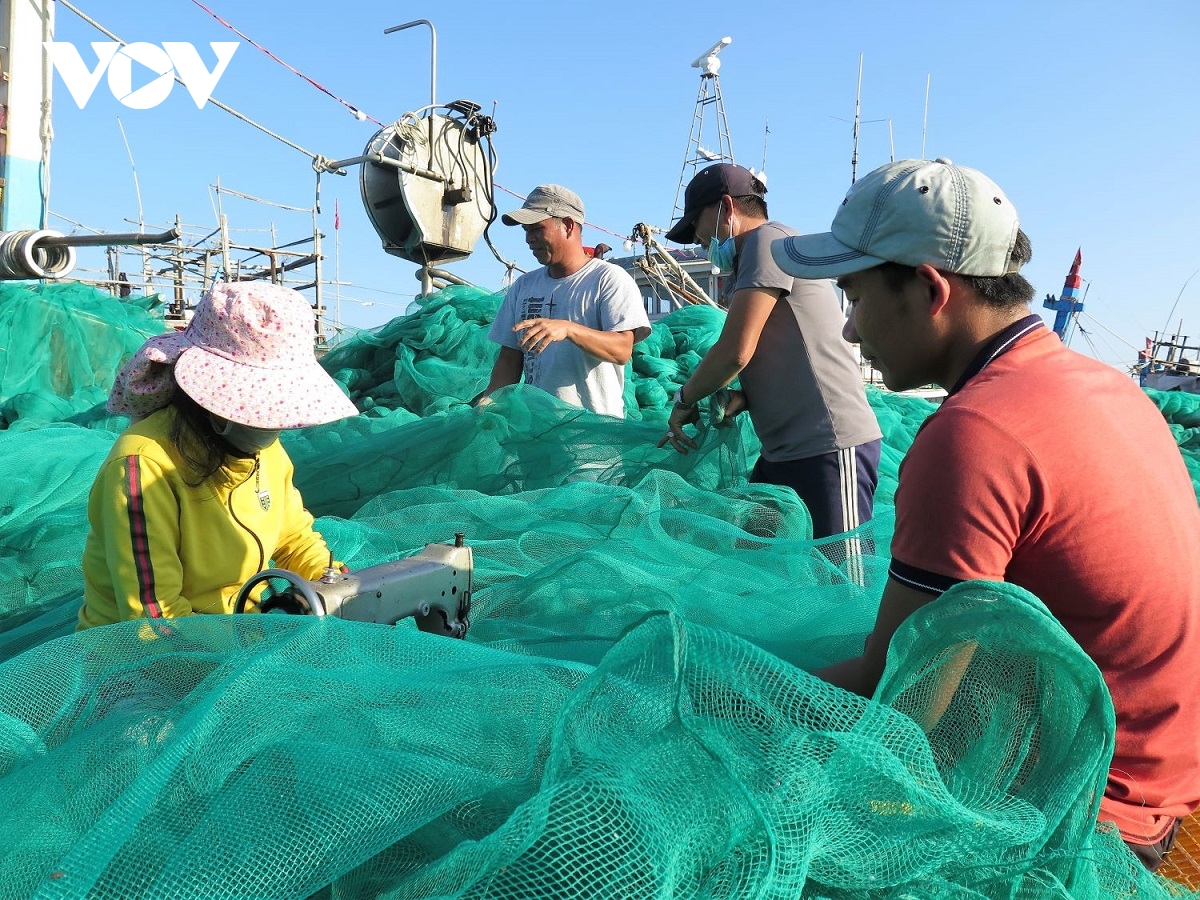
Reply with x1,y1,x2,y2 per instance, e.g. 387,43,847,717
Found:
1076,312,1142,356
1158,267,1200,340
211,184,313,213
48,211,104,234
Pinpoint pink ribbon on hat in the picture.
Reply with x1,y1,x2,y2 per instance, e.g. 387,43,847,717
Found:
107,330,192,418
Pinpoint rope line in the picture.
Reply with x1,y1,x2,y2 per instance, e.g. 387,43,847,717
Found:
1077,312,1141,355
187,0,386,127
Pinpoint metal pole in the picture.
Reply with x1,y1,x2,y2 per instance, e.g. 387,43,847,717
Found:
384,20,437,144
40,0,55,230
219,211,230,283
173,216,185,315
921,74,931,159
335,207,342,333
851,54,863,184
312,170,324,342
322,152,445,182
38,226,179,248
106,245,118,293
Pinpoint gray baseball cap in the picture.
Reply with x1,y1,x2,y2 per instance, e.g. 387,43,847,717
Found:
771,158,1022,279
501,184,586,226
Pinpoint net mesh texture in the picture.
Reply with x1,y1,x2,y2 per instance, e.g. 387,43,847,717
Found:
0,280,1198,899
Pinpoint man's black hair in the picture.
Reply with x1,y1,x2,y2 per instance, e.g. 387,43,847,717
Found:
878,229,1035,309
731,194,768,221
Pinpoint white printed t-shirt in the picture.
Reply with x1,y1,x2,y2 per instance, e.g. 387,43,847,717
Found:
489,259,650,418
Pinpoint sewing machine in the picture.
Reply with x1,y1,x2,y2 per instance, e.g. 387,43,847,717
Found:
233,534,471,638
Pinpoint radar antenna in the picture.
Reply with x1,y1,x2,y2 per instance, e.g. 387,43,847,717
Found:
668,37,735,241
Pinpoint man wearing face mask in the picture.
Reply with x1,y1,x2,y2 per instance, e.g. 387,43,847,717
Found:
78,281,359,629
658,164,882,540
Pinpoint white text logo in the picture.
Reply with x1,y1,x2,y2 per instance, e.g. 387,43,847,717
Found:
43,41,239,109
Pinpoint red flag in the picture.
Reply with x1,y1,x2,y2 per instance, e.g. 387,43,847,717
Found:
334,199,341,231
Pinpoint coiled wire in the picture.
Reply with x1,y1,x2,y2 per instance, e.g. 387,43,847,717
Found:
0,230,77,280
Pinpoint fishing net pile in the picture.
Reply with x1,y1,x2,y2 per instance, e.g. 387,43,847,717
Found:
0,281,1198,899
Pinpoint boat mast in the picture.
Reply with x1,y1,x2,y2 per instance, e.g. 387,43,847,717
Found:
846,55,887,183
851,54,862,183
1042,249,1085,342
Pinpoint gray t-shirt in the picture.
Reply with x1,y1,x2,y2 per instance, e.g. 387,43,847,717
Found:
489,259,650,418
731,221,882,461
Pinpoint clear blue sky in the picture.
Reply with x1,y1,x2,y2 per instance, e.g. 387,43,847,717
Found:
43,0,1200,368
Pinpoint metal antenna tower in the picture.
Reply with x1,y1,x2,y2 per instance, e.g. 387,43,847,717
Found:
669,36,735,239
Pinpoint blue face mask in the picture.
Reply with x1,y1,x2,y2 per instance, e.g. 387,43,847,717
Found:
704,207,737,274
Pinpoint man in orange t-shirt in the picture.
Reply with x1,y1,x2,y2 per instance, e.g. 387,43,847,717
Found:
772,158,1200,871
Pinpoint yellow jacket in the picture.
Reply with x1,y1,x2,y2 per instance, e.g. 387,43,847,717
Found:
79,407,332,629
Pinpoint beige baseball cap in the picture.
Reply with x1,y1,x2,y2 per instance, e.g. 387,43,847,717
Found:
501,184,586,226
772,158,1022,278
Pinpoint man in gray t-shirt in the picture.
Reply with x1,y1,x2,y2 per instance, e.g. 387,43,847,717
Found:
659,164,882,539
478,184,650,419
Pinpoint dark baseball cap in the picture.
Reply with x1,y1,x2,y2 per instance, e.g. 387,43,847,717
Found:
666,163,766,244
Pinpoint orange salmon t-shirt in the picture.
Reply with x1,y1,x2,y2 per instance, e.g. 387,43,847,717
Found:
891,323,1200,844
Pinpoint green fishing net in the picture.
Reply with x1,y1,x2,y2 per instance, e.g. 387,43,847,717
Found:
0,281,1197,899
0,281,166,429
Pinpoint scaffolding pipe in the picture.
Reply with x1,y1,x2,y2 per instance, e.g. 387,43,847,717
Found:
38,227,180,248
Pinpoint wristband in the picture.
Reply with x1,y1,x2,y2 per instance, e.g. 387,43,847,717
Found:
673,386,696,409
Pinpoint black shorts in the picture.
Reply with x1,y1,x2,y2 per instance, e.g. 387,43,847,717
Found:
1125,817,1181,873
751,439,881,540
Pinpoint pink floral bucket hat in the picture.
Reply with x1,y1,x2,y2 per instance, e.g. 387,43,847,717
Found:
108,281,358,428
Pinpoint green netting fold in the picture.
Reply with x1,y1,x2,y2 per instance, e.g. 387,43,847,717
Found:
1145,388,1200,497
0,282,166,430
0,281,1195,898
0,588,1179,898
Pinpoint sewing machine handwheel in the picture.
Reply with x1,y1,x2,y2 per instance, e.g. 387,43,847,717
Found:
233,568,326,616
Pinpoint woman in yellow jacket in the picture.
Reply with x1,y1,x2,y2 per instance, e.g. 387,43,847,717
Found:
78,281,358,629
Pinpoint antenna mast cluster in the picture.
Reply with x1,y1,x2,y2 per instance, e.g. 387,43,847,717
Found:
669,36,735,239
